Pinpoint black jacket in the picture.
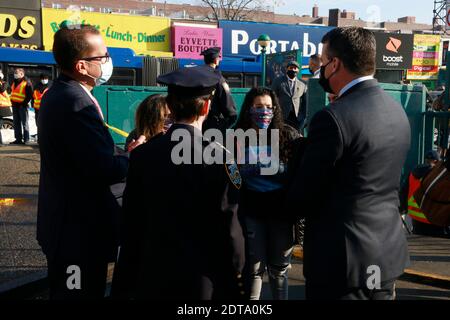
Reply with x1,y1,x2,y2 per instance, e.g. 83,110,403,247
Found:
287,79,411,288
201,65,237,132
112,124,245,300
37,74,129,262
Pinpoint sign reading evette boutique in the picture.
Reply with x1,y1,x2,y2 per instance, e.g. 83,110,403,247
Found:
172,26,223,59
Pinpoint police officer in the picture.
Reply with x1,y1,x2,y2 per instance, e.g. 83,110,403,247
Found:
200,47,237,133
112,66,246,300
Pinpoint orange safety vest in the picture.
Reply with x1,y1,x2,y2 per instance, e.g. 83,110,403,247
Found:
0,90,11,107
33,88,48,110
407,173,431,224
10,80,27,104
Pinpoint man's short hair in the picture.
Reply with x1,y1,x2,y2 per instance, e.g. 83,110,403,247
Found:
321,27,376,76
309,54,321,64
52,24,101,72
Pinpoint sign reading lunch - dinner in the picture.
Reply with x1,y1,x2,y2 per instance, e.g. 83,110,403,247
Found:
42,8,171,55
0,0,42,50
172,26,223,59
218,20,332,66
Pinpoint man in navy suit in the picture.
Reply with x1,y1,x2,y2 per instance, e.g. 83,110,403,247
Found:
37,24,128,299
287,27,411,300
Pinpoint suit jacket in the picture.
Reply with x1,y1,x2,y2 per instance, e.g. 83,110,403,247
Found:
112,124,245,300
37,74,128,263
286,79,411,289
272,75,308,130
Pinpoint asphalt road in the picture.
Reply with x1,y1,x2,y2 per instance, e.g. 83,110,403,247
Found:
0,144,449,300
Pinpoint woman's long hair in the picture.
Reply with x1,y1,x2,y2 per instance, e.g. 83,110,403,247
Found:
135,94,168,140
235,87,284,132
234,87,292,162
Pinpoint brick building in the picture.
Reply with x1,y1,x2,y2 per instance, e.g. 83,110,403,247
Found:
41,0,432,33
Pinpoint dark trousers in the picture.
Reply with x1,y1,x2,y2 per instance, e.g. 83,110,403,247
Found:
305,279,396,300
35,109,39,128
46,255,109,300
12,105,29,142
286,111,305,136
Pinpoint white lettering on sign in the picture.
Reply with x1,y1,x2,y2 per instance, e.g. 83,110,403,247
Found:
231,30,323,57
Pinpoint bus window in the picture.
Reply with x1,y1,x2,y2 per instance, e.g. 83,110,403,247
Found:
244,74,260,88
109,68,136,86
222,73,243,88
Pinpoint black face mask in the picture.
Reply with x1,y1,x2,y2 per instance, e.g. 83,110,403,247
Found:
287,70,298,79
318,60,335,94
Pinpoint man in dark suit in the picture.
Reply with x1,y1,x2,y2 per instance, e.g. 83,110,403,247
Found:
271,61,308,134
200,47,237,133
37,24,128,299
112,66,245,300
286,27,411,300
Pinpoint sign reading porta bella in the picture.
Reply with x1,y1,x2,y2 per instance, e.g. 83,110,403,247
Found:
172,25,223,59
0,0,42,50
42,8,171,56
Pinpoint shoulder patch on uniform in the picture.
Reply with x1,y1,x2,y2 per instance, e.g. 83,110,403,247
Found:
222,82,230,93
225,161,242,190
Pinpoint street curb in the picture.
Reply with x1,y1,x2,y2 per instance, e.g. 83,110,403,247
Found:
401,269,450,290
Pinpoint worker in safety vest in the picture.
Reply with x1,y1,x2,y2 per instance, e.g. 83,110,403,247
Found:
10,68,33,145
32,74,50,128
0,70,11,145
400,150,450,237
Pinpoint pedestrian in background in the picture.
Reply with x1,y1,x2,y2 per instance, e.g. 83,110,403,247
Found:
287,27,411,300
125,94,170,152
0,70,12,146
234,87,300,300
308,54,322,79
37,24,128,299
32,73,51,141
10,67,33,144
271,61,308,135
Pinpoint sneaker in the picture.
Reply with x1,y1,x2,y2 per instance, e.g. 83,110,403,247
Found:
11,140,25,145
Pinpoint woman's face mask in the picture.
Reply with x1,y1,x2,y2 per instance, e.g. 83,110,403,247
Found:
250,107,274,129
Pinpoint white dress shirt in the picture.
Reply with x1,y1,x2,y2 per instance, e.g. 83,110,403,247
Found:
339,75,374,97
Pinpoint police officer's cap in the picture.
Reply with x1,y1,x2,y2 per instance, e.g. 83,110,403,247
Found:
200,47,221,59
287,60,300,69
157,66,221,98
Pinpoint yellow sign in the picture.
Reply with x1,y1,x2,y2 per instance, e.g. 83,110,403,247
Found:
407,35,441,81
42,8,171,56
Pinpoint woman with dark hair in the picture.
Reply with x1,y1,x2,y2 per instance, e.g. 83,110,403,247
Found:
125,94,171,152
235,87,300,300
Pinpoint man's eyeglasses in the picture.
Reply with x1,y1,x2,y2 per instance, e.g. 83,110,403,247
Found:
80,53,110,64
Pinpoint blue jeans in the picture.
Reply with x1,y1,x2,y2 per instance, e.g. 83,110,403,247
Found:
12,105,29,142
244,215,294,300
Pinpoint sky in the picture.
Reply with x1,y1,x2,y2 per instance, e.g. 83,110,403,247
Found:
159,0,434,25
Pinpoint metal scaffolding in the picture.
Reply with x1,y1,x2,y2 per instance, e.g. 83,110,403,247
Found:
433,0,448,34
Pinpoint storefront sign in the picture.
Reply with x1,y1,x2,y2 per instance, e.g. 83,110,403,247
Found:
172,26,222,59
407,35,441,80
0,0,42,50
375,33,414,70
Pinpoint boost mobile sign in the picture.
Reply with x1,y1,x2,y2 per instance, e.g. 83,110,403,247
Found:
219,20,332,65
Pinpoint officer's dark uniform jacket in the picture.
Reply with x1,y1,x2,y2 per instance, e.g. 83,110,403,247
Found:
112,123,245,300
201,65,237,132
287,79,411,291
37,74,129,263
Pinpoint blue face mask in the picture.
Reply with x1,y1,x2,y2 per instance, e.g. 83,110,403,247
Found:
250,107,274,129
